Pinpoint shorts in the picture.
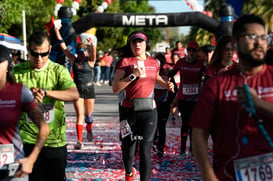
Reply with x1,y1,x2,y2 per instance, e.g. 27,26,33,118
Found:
23,144,67,181
77,84,96,99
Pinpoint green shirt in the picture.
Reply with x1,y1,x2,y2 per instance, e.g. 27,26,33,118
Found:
13,60,76,147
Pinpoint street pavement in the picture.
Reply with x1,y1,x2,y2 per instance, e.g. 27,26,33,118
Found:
64,83,203,180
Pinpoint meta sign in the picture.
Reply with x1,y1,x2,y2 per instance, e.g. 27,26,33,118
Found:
122,15,168,26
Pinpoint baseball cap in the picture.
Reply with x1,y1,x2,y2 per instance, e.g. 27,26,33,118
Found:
187,41,199,50
128,32,148,42
0,45,13,63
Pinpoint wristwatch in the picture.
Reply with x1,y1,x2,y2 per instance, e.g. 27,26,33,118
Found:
129,74,136,81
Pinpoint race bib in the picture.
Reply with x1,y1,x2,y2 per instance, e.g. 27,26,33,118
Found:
183,84,199,95
0,144,14,168
27,103,55,123
234,152,273,181
120,120,132,139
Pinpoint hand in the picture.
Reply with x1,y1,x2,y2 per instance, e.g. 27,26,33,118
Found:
132,64,141,78
235,85,258,105
86,37,94,45
30,87,46,103
14,158,34,178
167,78,175,93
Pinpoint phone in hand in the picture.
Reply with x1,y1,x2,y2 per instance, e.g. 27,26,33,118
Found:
8,162,21,177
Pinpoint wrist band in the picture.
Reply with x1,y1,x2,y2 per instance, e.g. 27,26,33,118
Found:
58,39,64,44
42,88,47,97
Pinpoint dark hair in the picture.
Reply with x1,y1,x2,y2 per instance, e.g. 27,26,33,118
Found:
210,35,232,67
265,48,273,66
28,30,51,48
232,14,265,40
120,30,150,58
154,52,166,68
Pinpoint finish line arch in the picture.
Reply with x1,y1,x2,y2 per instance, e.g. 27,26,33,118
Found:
72,3,235,40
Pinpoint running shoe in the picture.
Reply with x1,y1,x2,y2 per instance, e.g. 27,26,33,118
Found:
87,130,93,141
74,141,83,150
172,117,175,124
157,150,164,158
125,167,136,181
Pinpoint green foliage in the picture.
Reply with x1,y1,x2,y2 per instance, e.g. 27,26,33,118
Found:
96,0,161,52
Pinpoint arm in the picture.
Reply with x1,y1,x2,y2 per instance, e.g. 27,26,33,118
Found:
54,26,75,64
15,106,49,178
112,65,141,93
31,87,79,102
192,128,219,181
155,73,174,92
86,38,96,63
237,85,273,120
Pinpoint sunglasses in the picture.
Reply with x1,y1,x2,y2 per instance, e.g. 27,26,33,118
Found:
77,48,87,54
30,48,50,58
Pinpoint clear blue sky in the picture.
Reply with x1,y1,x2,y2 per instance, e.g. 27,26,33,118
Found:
148,0,204,35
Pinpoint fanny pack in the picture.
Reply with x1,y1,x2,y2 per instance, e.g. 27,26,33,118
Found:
131,97,154,111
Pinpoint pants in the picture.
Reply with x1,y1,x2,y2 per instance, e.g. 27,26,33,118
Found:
23,144,67,181
119,107,157,181
155,101,170,151
177,100,196,153
94,66,101,82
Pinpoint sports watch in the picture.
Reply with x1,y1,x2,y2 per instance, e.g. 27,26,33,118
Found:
129,74,136,81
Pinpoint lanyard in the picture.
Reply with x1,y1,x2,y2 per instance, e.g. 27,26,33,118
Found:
242,83,273,150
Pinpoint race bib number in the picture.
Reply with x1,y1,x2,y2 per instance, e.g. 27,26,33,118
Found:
120,120,132,139
27,103,55,123
183,84,199,95
0,144,14,168
234,152,273,181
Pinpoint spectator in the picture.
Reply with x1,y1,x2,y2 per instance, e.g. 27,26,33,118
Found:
94,53,102,86
100,51,113,85
0,45,49,180
112,31,174,181
13,30,79,181
190,14,273,180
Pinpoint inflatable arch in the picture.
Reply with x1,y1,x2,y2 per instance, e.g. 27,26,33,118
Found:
72,3,235,40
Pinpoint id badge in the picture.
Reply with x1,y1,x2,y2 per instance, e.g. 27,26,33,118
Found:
0,144,14,168
234,152,273,181
120,120,132,139
183,84,199,95
27,103,55,123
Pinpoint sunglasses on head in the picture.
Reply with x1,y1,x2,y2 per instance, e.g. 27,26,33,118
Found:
77,48,87,54
30,48,50,58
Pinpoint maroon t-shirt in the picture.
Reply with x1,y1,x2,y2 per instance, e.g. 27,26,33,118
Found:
173,57,205,101
190,64,273,180
116,56,160,108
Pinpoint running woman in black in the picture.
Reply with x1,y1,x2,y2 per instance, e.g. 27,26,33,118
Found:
54,25,96,149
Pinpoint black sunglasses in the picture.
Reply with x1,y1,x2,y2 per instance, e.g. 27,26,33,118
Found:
30,48,50,58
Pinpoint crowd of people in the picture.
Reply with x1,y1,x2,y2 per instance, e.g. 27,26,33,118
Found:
1,13,273,181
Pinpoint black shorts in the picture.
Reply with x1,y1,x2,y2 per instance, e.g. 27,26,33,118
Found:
77,84,96,99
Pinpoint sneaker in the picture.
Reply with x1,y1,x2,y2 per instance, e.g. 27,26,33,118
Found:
87,130,93,141
74,141,83,149
96,82,102,86
157,150,164,158
125,167,136,181
172,117,175,124
178,150,190,159
104,80,109,85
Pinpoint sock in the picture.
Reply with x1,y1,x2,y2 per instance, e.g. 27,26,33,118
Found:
86,123,92,132
76,124,84,142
